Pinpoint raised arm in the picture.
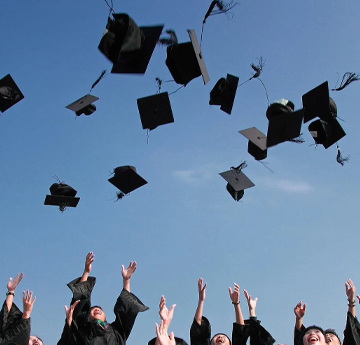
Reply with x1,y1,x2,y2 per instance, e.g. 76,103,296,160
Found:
195,278,206,326
294,301,306,331
156,320,176,345
345,279,356,318
229,283,244,325
159,295,176,331
5,273,23,312
22,290,36,320
243,290,257,318
122,261,137,293
80,252,95,282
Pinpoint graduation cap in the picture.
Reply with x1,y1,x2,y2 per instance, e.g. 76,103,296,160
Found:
108,166,147,198
266,99,304,148
44,181,80,212
98,13,163,74
219,163,255,201
302,81,345,149
137,92,174,130
165,29,210,86
0,74,24,113
209,74,239,114
239,127,267,161
66,94,99,116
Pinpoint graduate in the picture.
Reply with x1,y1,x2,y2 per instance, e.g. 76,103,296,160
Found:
0,273,41,345
57,252,149,345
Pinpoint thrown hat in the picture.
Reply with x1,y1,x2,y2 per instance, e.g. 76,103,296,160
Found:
44,182,80,212
0,74,24,113
108,166,147,196
98,13,163,74
266,99,303,148
239,127,267,161
209,74,239,115
137,92,174,130
66,94,99,116
302,82,345,149
165,30,209,86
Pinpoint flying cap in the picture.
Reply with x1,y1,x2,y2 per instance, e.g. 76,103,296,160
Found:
266,99,303,148
0,74,24,113
137,92,174,130
209,74,239,115
302,82,345,148
165,30,210,86
66,94,99,116
108,166,147,195
220,167,254,201
44,182,80,211
98,13,163,74
239,127,267,161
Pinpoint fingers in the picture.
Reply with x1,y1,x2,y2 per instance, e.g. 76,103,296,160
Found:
71,300,81,311
169,332,175,341
159,295,165,309
169,304,176,313
243,289,249,300
356,294,360,303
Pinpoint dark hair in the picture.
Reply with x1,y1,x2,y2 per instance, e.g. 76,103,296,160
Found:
301,326,326,343
324,329,341,345
31,335,44,345
211,333,231,345
90,305,103,311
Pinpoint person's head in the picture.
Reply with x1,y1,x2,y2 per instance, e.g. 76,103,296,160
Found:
325,329,341,345
89,305,106,322
29,336,43,345
211,334,231,345
302,326,327,345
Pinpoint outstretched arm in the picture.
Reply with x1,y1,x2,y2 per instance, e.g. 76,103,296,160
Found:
6,273,23,312
80,252,95,282
229,283,244,325
243,290,257,318
22,290,36,319
195,278,206,326
159,295,176,331
122,261,137,292
345,279,356,318
294,301,306,331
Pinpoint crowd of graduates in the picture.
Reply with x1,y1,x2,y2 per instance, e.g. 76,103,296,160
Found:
1,253,360,345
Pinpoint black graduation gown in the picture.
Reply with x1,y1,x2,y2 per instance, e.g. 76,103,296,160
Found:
0,301,30,345
58,276,149,345
190,316,274,345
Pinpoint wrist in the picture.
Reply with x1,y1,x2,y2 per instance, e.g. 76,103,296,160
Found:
22,312,31,319
6,291,15,296
232,301,240,305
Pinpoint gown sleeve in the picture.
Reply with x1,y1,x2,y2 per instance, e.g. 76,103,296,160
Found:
232,320,250,345
110,289,149,341
343,312,360,345
190,316,211,345
249,317,275,345
294,325,305,345
0,301,30,345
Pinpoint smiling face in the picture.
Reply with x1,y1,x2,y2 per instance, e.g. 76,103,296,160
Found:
326,333,340,345
89,306,106,322
303,329,327,345
211,334,231,345
28,336,43,345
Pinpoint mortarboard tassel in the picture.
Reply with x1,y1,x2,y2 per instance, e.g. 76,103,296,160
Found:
90,70,107,93
203,1,238,24
158,30,178,47
230,161,247,174
336,145,350,166
332,72,360,91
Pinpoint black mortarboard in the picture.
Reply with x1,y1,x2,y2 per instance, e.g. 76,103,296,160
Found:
98,13,163,74
219,168,255,201
239,127,267,161
0,74,24,113
44,182,80,211
66,94,99,116
209,74,239,115
266,99,303,148
302,82,345,149
108,166,147,195
165,29,210,86
137,92,174,130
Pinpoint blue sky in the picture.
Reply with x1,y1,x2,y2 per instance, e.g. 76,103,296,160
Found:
1,1,360,345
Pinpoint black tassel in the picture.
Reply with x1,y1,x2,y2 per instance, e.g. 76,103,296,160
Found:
288,134,305,144
336,145,350,166
203,1,238,23
116,192,125,200
158,30,178,46
155,77,162,92
90,70,107,92
332,72,360,91
230,161,247,173
250,56,265,80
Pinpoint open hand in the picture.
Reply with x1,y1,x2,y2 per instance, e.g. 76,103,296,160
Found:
7,273,24,293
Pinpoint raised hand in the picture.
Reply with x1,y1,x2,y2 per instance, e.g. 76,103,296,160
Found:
345,279,356,301
22,290,36,319
7,273,24,293
294,301,306,319
84,252,95,274
229,283,240,304
198,278,207,302
159,295,176,324
64,300,81,326
122,261,137,280
243,289,257,316
155,320,176,345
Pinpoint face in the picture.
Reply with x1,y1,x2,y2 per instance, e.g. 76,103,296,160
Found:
89,307,106,322
303,329,327,345
211,334,230,345
326,333,340,345
29,336,43,345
